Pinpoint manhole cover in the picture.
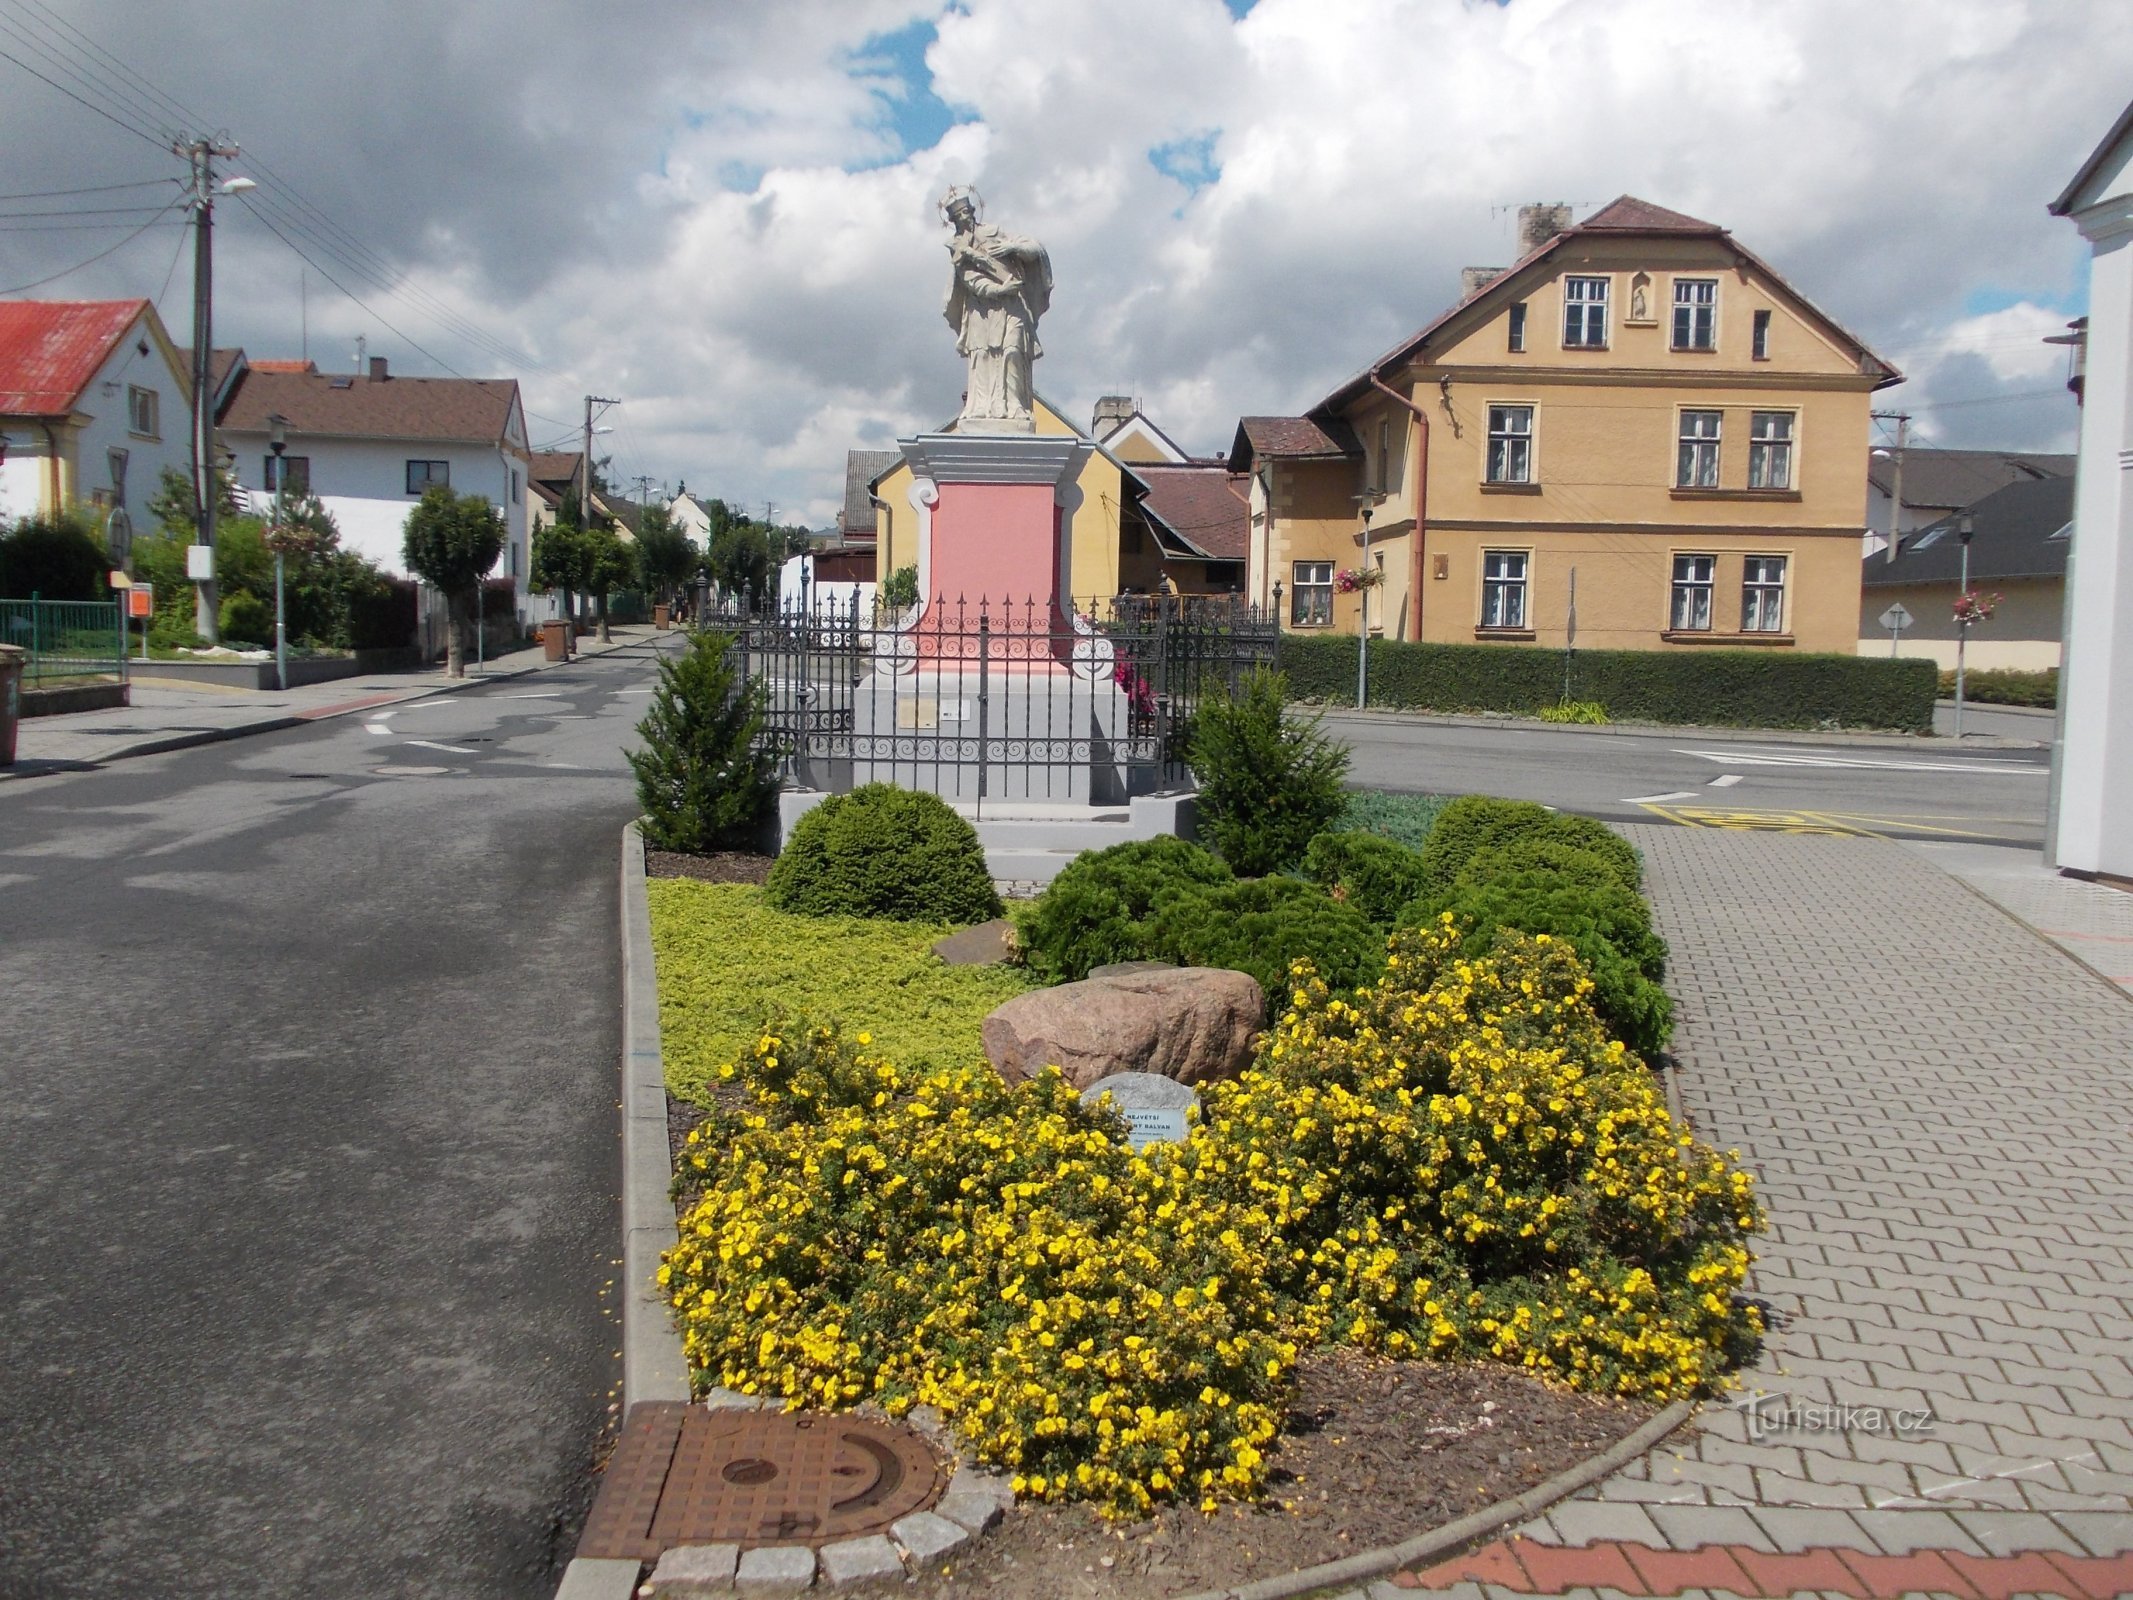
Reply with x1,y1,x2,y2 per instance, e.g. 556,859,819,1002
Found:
578,1403,948,1561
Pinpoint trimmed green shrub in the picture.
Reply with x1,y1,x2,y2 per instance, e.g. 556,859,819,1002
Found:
1303,830,1429,927
217,590,273,646
1281,634,1937,733
1418,795,1640,893
1016,835,1232,983
1456,838,1636,897
1406,870,1672,1059
1938,666,2056,708
0,508,106,600
1189,666,1351,875
1143,876,1380,1014
767,783,1002,923
629,629,781,854
1333,788,1449,849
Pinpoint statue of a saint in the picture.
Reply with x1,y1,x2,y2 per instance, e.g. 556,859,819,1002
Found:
940,187,1051,432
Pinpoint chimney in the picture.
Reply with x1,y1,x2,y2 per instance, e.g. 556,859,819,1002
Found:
1461,266,1505,299
368,356,388,382
1517,203,1573,254
1091,394,1136,436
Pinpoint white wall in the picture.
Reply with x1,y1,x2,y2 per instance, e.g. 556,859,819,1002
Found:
0,453,46,523
227,431,529,608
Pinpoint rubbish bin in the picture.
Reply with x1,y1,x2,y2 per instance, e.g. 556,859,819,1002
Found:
653,603,671,631
0,643,24,768
540,619,573,662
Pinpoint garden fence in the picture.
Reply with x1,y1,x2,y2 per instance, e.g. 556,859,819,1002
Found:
701,590,1280,804
0,595,127,687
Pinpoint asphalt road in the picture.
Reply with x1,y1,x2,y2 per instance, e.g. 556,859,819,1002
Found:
0,640,672,1599
1320,712,2054,848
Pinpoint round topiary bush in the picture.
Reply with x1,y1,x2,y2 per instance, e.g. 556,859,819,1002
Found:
765,783,1002,923
1144,875,1381,1015
1016,834,1233,982
1418,795,1641,893
1302,829,1428,927
1454,837,1640,897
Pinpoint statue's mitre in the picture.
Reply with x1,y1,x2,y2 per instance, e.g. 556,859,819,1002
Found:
937,185,984,223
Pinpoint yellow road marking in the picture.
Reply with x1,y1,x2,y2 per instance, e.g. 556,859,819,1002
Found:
1632,803,2023,841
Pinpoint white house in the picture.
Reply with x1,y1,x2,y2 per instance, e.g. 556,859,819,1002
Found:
2048,96,2133,884
0,298,194,562
217,353,532,614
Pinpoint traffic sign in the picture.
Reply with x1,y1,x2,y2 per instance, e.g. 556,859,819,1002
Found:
1879,603,1913,632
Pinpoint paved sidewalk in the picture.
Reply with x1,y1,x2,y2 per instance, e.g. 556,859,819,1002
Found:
2,625,662,777
1378,827,2133,1599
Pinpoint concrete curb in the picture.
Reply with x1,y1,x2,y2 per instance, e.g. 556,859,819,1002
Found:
1169,1395,1699,1600
1313,705,2043,752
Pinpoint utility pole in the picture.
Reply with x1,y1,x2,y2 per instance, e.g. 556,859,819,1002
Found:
177,133,244,643
1872,411,1910,565
577,394,618,625
632,474,655,507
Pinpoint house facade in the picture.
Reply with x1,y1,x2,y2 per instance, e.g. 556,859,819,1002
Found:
1865,446,2072,558
2048,95,2133,883
1858,476,2072,670
1237,199,1898,652
0,299,194,561
217,354,532,612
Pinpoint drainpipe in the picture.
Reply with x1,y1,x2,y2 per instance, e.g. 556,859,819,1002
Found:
1367,370,1429,639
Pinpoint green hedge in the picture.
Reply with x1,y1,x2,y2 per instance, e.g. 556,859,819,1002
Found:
1282,634,1937,732
1938,666,2056,709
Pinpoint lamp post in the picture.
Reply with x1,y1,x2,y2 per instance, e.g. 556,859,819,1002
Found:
1953,511,1974,739
1355,505,1374,709
268,413,288,692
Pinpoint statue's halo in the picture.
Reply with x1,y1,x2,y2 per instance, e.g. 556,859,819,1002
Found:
937,184,985,225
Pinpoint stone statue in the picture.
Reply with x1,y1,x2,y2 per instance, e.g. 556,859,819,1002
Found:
940,186,1051,432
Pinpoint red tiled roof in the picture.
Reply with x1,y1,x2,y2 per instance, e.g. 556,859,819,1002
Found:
1136,464,1250,561
219,363,521,446
249,358,318,374
0,299,150,416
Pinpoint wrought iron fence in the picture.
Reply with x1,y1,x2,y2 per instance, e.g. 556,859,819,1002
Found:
0,596,127,686
701,592,1279,805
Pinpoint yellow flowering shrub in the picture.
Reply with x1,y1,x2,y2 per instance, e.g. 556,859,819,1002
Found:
1194,917,1761,1399
661,919,1762,1516
662,1023,1292,1515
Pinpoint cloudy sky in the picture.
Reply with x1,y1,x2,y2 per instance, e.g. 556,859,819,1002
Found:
2,0,2122,525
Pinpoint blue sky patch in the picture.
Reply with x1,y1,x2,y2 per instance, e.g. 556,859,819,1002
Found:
1149,130,1223,200
1962,284,2081,319
852,17,970,165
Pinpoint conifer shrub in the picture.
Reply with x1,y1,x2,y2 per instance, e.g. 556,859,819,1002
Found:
1142,876,1380,1014
1015,835,1233,983
217,591,273,647
1188,667,1350,875
766,783,1001,923
1418,796,1641,893
628,629,781,853
1455,838,1641,897
1303,830,1429,927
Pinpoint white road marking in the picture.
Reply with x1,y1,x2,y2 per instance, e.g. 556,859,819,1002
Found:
1708,773,1743,788
498,691,563,698
363,721,393,736
1672,747,2043,774
405,739,479,755
1622,791,1698,804
618,687,655,695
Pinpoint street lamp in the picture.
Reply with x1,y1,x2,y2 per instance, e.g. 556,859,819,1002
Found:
1953,511,1974,739
268,412,288,692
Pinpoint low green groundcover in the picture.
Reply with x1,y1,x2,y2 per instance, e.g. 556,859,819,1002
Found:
649,879,1033,1103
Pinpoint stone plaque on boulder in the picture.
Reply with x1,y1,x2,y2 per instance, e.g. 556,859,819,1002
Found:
1080,1071,1197,1149
982,966,1264,1090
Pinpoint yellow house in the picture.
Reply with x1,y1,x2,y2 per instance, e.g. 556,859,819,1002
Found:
1232,198,1900,652
869,395,1234,603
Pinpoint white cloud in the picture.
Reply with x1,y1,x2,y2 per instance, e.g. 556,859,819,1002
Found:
1,0,2120,523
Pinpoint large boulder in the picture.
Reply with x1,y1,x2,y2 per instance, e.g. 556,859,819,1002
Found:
982,966,1264,1090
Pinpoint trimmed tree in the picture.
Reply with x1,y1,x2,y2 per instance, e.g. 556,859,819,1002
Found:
402,486,504,678
627,629,780,853
634,503,697,608
584,524,637,643
532,518,589,625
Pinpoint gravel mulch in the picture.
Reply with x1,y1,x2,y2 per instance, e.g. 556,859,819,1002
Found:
645,848,774,884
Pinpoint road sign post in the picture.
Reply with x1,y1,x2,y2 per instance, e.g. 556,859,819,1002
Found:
1878,601,1913,658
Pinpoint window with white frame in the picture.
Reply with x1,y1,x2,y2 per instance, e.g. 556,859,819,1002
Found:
1671,554,1716,631
126,385,158,437
1742,555,1787,632
1562,276,1609,348
406,459,450,494
1291,560,1333,626
1486,404,1533,484
1507,302,1527,353
1748,411,1794,490
1676,410,1721,488
1481,549,1528,629
1672,278,1717,350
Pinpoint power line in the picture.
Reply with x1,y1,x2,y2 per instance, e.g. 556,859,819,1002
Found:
0,203,183,217
0,20,169,150
0,0,188,139
0,176,175,201
0,198,184,292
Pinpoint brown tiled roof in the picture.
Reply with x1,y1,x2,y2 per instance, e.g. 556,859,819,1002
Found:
219,363,521,446
1232,415,1361,463
249,358,318,374
528,450,582,487
1136,465,1249,561
843,448,897,534
1575,195,1723,234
